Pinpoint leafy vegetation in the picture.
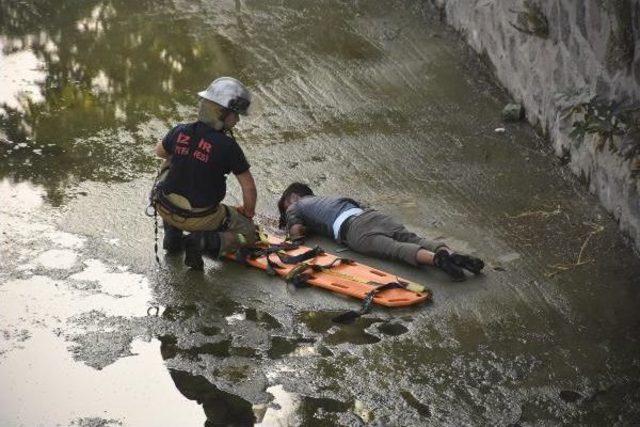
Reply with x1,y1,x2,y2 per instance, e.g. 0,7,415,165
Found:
559,91,640,175
0,0,238,202
509,1,549,39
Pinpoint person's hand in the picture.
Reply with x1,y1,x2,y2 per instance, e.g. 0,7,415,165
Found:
236,205,254,219
289,224,306,240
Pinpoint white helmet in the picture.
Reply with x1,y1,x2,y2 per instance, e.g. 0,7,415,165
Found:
198,77,251,115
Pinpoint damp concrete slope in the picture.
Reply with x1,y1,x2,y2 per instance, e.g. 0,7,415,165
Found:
0,0,639,425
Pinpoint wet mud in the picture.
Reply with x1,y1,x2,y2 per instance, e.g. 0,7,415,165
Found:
1,0,640,425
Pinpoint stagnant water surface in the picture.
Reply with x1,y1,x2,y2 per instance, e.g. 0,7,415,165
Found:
1,0,639,425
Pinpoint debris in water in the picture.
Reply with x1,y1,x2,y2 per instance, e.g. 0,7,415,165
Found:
252,403,268,423
505,205,561,219
502,103,524,121
400,390,431,417
497,252,521,263
545,223,604,277
354,400,374,423
559,390,582,403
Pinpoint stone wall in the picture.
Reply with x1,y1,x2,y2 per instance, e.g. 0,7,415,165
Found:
428,0,640,250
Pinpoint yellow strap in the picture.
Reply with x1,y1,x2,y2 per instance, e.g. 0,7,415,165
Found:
257,227,270,245
284,262,310,281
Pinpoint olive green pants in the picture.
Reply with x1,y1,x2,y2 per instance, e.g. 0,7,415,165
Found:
344,210,446,266
156,196,257,254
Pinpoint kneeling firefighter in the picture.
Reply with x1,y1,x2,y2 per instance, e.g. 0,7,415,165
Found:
151,77,258,270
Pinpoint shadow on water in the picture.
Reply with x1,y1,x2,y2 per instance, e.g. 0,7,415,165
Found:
400,390,431,418
297,311,384,345
161,334,233,360
154,280,375,424
158,307,258,425
0,0,240,203
165,368,256,426
377,322,409,336
267,335,315,359
298,396,352,425
244,307,282,330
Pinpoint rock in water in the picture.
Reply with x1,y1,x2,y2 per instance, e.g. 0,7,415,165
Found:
502,103,524,121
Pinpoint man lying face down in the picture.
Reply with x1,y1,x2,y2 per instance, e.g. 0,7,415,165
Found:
277,183,484,281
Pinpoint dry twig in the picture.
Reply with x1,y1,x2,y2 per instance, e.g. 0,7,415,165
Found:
506,205,562,220
545,223,604,277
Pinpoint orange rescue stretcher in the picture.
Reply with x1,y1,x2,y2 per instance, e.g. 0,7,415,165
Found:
228,234,431,309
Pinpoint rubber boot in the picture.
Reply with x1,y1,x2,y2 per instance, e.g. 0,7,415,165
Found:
184,232,204,271
163,223,184,253
433,250,465,282
449,253,485,274
202,231,222,259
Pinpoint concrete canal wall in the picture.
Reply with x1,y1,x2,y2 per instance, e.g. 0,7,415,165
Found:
428,0,640,250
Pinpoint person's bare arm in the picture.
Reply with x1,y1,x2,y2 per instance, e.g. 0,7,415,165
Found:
235,170,257,218
155,141,170,159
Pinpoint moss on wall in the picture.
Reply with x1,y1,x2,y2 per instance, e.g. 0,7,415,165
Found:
605,0,635,72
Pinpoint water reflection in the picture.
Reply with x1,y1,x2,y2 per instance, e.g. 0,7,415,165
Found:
0,47,45,110
0,0,239,202
158,302,259,426
159,335,257,426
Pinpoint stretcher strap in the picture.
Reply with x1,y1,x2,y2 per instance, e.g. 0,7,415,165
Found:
235,241,300,265
310,258,355,271
332,282,407,324
281,256,354,288
265,253,286,276
247,245,325,281
275,246,324,264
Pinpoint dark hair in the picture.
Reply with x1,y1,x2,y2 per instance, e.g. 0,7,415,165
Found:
278,182,314,229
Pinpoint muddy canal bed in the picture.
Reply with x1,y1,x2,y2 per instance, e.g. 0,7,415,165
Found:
1,0,639,425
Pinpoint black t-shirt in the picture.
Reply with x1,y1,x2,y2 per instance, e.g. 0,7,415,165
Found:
161,121,250,208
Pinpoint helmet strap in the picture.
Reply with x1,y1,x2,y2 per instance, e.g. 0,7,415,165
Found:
221,109,237,131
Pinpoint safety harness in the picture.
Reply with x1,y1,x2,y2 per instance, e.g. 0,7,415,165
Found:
145,167,169,267
145,165,231,267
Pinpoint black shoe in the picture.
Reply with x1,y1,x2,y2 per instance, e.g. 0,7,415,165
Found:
163,224,184,253
202,232,222,259
184,233,204,271
449,253,485,274
434,250,466,282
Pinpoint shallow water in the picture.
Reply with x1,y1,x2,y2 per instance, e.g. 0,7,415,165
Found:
1,0,639,425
